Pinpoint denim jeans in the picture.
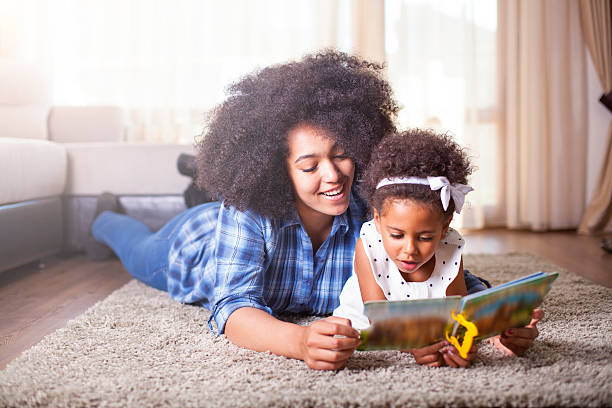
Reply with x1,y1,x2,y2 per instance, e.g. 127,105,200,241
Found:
91,202,218,291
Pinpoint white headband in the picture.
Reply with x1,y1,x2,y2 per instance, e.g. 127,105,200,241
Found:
375,176,473,214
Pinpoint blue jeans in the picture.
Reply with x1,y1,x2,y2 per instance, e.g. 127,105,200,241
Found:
465,270,490,294
91,202,218,291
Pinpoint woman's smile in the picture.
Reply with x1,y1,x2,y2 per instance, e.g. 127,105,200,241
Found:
320,185,346,200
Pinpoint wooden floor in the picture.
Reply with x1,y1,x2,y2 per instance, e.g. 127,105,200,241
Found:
0,229,610,369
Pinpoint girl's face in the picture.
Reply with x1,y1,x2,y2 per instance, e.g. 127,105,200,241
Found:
285,124,355,222
374,198,451,282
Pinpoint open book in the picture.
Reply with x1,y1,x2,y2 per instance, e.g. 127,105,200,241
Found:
358,271,558,353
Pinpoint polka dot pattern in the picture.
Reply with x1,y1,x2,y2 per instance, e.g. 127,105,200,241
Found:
360,223,465,301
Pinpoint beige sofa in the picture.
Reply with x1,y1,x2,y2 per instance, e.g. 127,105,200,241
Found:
0,60,194,273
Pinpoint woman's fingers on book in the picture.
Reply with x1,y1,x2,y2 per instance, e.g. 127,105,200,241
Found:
301,342,354,370
304,353,352,370
302,334,359,369
316,317,360,338
312,347,355,364
311,332,360,351
301,318,362,369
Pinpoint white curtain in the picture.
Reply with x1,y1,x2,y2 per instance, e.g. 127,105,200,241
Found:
0,0,369,143
385,0,588,231
498,0,587,231
384,0,499,229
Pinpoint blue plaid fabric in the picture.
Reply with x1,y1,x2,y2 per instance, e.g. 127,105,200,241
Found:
167,195,368,334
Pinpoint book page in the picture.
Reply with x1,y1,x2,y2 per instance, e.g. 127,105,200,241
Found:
359,297,461,350
454,272,558,340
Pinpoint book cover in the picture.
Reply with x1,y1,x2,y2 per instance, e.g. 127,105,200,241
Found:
358,271,558,351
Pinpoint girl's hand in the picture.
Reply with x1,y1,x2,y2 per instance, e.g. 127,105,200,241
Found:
441,343,478,368
492,308,543,356
405,340,448,367
299,316,361,370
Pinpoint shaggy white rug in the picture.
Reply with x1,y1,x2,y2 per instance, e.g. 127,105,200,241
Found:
0,253,611,407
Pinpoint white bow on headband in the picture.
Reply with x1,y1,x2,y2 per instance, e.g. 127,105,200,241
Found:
375,176,473,214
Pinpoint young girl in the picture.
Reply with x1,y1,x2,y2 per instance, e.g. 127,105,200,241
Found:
334,129,542,368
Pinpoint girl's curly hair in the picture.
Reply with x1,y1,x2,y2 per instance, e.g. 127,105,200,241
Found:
195,49,398,219
360,129,474,219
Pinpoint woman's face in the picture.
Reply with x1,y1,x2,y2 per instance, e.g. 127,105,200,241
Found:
285,124,355,222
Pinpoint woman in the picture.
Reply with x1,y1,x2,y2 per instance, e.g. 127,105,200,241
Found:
89,50,493,370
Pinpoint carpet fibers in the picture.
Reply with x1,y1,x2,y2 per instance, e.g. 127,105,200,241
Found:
1,253,611,407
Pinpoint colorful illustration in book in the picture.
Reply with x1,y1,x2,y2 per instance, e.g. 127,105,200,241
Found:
358,271,558,353
445,312,478,358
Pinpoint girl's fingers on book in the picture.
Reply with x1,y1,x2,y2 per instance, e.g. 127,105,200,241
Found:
504,326,539,340
498,331,536,356
502,335,533,350
442,352,460,368
422,354,444,367
443,347,471,368
409,341,449,366
412,340,448,355
427,359,444,368
529,308,544,326
491,336,515,356
412,351,445,366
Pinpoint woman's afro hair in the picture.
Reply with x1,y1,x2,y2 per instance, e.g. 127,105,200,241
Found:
360,129,474,218
195,49,398,219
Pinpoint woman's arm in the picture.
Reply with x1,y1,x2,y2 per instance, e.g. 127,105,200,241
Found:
225,307,361,370
353,238,386,302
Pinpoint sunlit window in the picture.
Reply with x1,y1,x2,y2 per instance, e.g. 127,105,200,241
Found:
385,0,498,225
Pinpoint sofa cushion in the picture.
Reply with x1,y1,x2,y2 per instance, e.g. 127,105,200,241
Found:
64,142,195,195
0,60,51,140
0,106,50,140
49,106,125,143
0,138,67,205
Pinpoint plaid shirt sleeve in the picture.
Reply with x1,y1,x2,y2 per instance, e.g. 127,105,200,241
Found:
167,203,273,335
210,206,274,334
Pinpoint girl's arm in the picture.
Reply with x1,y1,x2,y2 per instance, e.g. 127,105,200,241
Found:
446,257,468,296
353,238,386,302
225,307,361,370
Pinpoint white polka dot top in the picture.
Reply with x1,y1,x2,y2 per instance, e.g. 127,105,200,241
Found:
333,220,465,330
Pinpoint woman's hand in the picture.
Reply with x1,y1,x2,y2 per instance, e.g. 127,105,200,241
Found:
299,316,361,370
492,308,543,356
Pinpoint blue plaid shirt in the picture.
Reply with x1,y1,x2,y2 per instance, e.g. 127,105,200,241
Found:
167,194,368,334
